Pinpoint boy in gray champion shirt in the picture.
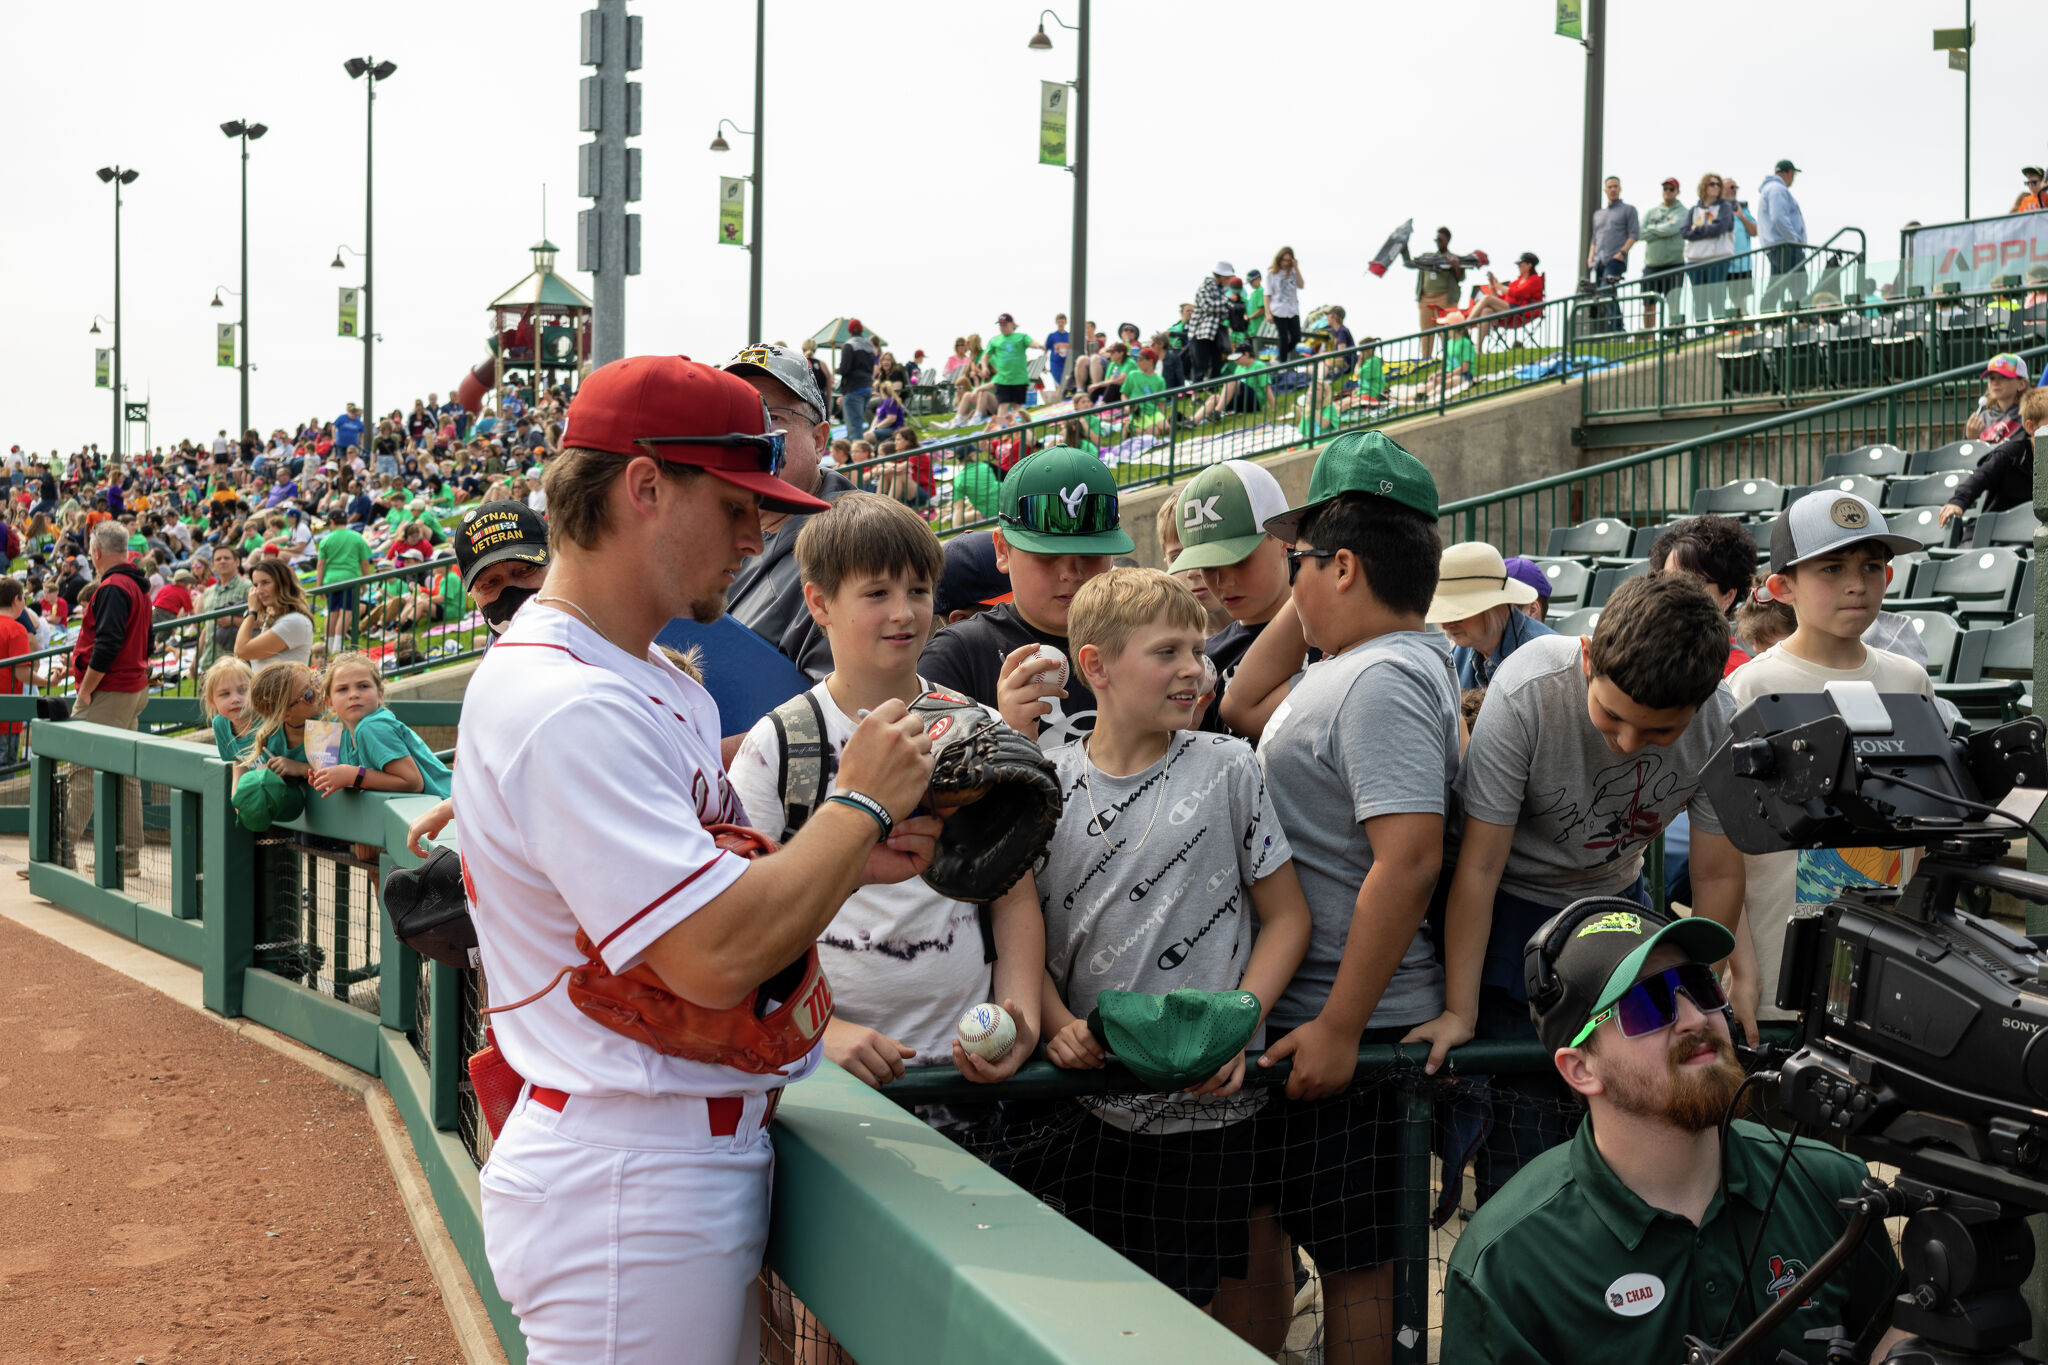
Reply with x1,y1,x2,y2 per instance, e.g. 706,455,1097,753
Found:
1236,431,1462,1362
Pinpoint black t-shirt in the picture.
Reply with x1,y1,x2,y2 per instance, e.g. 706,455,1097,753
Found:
918,603,1097,749
1201,618,1319,740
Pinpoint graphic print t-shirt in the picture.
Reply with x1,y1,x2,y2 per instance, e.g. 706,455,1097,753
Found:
1038,731,1289,1132
920,603,1098,750
730,679,993,1066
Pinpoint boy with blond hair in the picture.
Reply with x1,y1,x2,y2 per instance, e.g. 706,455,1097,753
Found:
1025,565,1310,1351
730,493,1043,1089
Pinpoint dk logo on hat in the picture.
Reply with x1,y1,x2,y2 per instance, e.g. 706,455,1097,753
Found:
1170,460,1291,572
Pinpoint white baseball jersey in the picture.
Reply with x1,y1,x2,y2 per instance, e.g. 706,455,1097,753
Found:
454,604,822,1098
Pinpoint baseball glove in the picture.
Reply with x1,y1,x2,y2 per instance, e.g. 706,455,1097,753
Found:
909,689,1062,903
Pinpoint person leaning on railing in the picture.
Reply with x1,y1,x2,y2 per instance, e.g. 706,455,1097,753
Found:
1939,384,2045,544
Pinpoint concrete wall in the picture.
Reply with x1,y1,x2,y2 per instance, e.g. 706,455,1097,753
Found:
1120,376,1590,569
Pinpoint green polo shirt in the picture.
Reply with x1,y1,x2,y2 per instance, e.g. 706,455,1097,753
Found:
1442,1120,1897,1365
985,330,1034,385
1121,367,1167,419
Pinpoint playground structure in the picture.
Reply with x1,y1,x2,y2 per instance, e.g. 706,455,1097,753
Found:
455,238,594,418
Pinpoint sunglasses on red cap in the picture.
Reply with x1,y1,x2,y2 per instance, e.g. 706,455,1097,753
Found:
636,427,788,477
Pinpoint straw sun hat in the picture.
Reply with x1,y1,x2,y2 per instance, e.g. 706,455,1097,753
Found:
1425,541,1538,624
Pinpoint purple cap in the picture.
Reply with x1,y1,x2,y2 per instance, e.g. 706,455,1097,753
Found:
1502,556,1553,600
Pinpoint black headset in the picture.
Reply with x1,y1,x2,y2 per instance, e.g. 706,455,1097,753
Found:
1523,896,1677,1013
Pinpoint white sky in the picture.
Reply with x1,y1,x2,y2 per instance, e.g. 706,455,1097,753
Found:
3,0,2035,454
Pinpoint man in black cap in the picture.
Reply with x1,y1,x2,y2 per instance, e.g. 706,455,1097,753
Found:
933,530,1010,626
1441,902,1905,1365
721,343,855,685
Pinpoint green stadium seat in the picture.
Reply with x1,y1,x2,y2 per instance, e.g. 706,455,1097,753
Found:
1885,553,1929,596
1897,611,1965,681
1970,505,2039,550
1883,470,1968,509
1884,595,1962,616
1885,505,1957,551
1549,606,1604,637
1691,478,1784,518
1783,475,1885,507
1907,440,1993,475
1545,518,1633,559
1915,549,2029,625
1821,445,1908,480
1935,615,2033,723
1531,557,1593,611
1586,559,1650,608
1628,521,1685,558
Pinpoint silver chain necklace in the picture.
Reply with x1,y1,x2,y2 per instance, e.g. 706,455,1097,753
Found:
535,594,617,647
1080,738,1170,856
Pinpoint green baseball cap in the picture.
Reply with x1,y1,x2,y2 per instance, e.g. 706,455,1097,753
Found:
1087,987,1263,1090
1527,901,1736,1053
997,446,1135,556
1263,430,1438,541
1169,459,1291,572
233,767,305,833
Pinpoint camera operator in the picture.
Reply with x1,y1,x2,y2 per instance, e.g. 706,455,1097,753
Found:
1441,904,1907,1365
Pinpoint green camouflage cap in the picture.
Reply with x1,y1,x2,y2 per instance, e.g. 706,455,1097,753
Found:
233,766,305,833
1169,460,1291,572
998,446,1136,555
1263,430,1438,540
1087,988,1263,1090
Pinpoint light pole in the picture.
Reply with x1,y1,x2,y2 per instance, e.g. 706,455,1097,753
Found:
710,109,764,343
343,57,397,422
1030,6,1087,395
1573,0,1607,288
94,166,138,461
218,120,266,441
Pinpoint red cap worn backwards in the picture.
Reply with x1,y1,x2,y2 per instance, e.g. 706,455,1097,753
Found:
561,355,830,514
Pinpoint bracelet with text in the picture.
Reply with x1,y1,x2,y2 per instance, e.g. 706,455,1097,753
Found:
826,791,893,839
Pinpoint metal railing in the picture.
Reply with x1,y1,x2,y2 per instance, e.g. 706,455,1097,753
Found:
840,237,1863,535
1441,342,2048,561
1580,271,2046,420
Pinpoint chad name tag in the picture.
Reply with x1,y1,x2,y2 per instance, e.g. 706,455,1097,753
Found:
1605,1272,1666,1317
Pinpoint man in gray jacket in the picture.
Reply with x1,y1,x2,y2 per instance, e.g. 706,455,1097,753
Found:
1639,178,1688,332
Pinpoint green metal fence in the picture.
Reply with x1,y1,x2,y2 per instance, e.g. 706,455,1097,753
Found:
1442,342,2048,560
1580,271,2046,420
854,238,1861,536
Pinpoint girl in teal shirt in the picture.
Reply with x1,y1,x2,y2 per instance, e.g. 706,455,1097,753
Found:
310,652,452,801
201,658,257,763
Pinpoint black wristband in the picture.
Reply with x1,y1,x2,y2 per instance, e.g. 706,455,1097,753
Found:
826,791,892,839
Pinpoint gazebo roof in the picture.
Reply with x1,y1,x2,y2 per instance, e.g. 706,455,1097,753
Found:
490,240,593,312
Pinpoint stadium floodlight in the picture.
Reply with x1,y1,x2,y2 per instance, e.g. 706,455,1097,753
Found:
344,57,368,78
95,166,115,183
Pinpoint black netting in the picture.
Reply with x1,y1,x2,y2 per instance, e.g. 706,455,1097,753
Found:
250,836,382,1012
457,965,489,1167
410,961,432,1072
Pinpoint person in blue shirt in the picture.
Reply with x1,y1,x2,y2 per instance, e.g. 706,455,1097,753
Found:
1045,312,1071,388
333,404,365,452
1755,159,1807,312
1425,541,1556,689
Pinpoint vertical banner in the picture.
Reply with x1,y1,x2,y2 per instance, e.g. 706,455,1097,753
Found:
217,323,236,368
1039,81,1069,167
1556,0,1582,38
718,177,745,246
94,349,111,388
338,287,360,337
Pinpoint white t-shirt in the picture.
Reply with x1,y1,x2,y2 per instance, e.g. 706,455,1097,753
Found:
253,611,313,672
730,679,991,1067
1727,642,1934,1018
454,605,816,1099
527,487,548,514
1268,267,1302,319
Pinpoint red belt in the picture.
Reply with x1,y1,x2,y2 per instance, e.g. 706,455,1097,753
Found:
527,1087,780,1136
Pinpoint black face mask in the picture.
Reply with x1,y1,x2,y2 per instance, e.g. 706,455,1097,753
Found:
482,584,538,634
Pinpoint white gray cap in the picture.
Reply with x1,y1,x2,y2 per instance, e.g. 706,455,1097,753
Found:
1766,490,1921,579
723,343,827,423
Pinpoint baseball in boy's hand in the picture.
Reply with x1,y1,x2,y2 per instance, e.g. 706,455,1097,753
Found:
1024,644,1069,691
956,1002,1016,1062
1200,655,1218,698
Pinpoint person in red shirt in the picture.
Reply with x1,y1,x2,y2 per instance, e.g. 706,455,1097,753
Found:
152,570,196,618
0,578,31,765
1459,251,1547,347
1649,514,1755,676
386,520,435,564
33,577,68,627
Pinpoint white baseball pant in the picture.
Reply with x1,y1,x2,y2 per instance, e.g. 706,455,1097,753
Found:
480,1087,778,1365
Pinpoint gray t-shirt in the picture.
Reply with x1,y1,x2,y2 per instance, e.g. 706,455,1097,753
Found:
1256,630,1460,1032
1458,634,1732,906
1039,731,1290,1133
1591,200,1641,262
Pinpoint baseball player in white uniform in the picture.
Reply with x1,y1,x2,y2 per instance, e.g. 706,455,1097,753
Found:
456,355,942,1364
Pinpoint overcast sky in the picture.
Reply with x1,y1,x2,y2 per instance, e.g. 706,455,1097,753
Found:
4,0,2035,454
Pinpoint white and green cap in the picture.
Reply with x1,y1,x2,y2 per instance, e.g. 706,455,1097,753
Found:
1168,460,1290,572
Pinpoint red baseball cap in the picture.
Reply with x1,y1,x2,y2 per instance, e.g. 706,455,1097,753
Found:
561,355,829,513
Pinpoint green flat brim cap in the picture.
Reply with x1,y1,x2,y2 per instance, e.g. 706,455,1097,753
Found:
1087,987,1262,1090
233,766,305,833
1530,899,1736,1052
1263,430,1438,541
997,445,1136,555
1168,459,1292,573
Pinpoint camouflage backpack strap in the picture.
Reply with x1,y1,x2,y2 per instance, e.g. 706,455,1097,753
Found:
769,690,833,839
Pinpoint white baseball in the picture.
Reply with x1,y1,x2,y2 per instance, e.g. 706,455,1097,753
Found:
956,1003,1016,1062
1024,644,1069,691
1199,654,1218,697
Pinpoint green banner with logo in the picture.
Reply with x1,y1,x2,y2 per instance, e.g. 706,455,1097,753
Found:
217,323,236,368
718,177,745,246
1556,0,1582,38
338,286,359,337
94,349,110,388
1040,82,1068,167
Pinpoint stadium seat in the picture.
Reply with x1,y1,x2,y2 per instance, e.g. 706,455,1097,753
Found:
1916,549,2029,625
1628,521,1684,558
1882,470,1968,509
1936,615,2033,723
1586,559,1650,608
1544,517,1633,559
1885,553,1928,596
1897,611,1965,681
1690,478,1784,518
1782,475,1884,507
1821,444,1908,480
1531,557,1593,611
1907,440,1993,476
1885,505,1956,551
1549,606,1604,637
1970,505,2040,550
